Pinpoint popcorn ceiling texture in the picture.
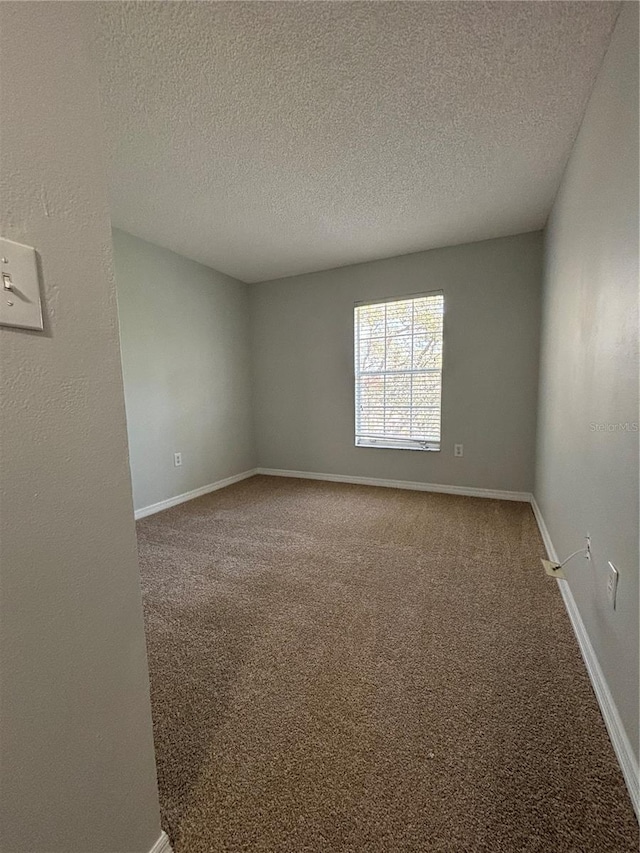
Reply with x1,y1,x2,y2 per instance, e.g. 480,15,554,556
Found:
136,476,639,852
95,1,620,283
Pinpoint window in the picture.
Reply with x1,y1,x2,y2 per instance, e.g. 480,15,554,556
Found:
354,292,444,451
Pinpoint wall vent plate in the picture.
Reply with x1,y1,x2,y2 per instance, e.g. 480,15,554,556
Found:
0,238,44,331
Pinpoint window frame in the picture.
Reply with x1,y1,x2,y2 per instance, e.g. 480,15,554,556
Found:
353,290,444,452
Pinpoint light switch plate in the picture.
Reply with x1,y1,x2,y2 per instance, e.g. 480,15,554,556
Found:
0,238,44,331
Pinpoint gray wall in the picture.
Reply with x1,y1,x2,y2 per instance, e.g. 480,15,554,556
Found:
251,232,542,492
535,2,639,756
113,229,256,513
0,5,163,853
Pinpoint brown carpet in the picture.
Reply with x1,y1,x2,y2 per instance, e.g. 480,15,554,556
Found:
136,475,638,852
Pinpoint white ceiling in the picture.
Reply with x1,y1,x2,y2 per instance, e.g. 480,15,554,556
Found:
96,1,619,283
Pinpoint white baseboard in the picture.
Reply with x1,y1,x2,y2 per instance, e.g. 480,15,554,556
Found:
134,469,258,520
529,494,559,562
148,831,173,853
531,496,639,821
256,468,531,503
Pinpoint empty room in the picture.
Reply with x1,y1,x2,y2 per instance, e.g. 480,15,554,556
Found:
1,2,638,853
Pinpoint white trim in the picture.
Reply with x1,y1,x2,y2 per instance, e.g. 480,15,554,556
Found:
531,496,639,821
148,831,173,853
530,495,559,562
256,468,531,502
134,469,258,520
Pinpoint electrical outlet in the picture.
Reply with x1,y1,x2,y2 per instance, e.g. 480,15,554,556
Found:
454,443,463,458
585,534,591,560
174,452,182,467
606,562,618,609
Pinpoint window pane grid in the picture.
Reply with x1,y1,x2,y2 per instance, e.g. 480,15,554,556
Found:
355,293,443,450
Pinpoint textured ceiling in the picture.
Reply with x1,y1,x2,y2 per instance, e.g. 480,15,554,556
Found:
95,1,619,283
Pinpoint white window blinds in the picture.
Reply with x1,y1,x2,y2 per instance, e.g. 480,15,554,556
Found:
354,292,444,451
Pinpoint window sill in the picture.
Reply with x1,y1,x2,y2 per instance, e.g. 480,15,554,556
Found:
355,439,440,452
